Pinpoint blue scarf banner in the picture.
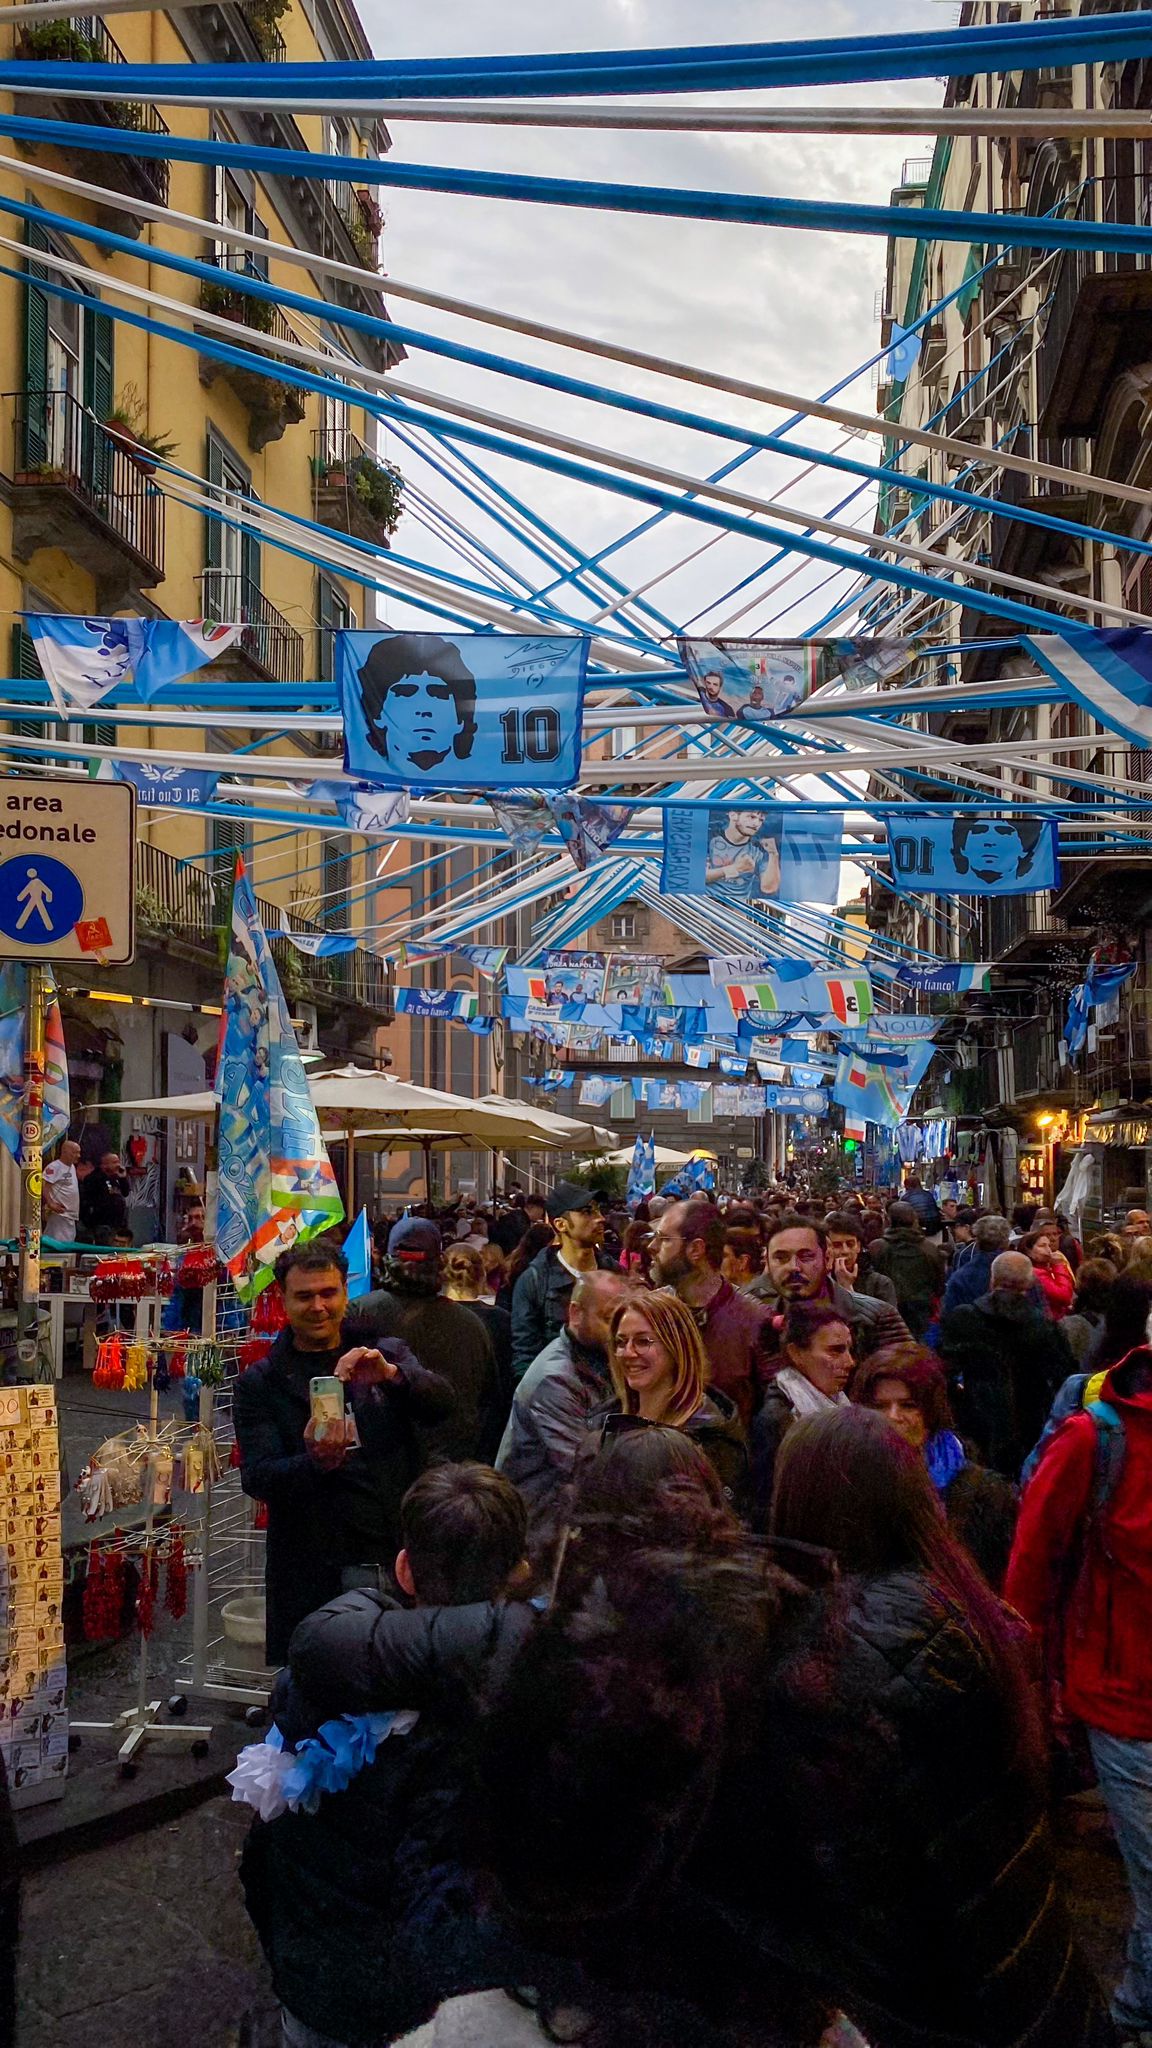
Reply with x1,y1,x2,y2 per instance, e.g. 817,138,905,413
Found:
344,1208,372,1301
627,1132,656,1208
578,1075,623,1107
1064,957,1139,1056
546,796,633,871
27,614,242,712
764,1085,829,1113
454,945,510,977
109,762,219,809
635,1078,707,1112
395,987,479,1021
833,1039,936,1132
339,630,588,790
886,811,1059,895
216,861,342,1298
1024,628,1152,750
895,962,991,995
662,804,841,905
268,930,359,957
308,780,411,833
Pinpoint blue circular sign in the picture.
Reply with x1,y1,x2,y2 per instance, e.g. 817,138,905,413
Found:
0,855,85,946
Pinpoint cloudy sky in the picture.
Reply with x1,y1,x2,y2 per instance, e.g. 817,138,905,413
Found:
354,1,946,644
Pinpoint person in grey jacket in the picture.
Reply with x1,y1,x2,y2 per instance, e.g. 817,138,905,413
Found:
509,1182,618,1379
497,1271,632,1518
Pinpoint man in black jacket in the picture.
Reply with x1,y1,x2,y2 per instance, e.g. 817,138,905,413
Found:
232,1240,454,1664
357,1216,502,1462
241,1464,535,2048
510,1181,618,1380
936,1249,1075,1477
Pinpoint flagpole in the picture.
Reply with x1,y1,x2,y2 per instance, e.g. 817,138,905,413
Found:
17,963,46,1371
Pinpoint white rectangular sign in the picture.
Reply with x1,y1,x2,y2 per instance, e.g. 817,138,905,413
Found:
0,776,135,964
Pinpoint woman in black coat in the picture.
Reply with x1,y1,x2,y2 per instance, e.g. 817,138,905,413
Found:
734,1405,1110,2048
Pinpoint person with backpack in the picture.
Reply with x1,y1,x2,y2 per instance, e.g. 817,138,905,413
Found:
1006,1345,1152,2047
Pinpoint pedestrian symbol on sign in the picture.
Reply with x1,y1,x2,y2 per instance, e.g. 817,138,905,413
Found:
0,854,85,947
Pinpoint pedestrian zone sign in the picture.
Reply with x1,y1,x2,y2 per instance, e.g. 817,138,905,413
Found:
0,777,135,964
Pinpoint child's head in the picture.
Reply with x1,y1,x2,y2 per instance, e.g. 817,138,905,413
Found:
396,1462,529,1606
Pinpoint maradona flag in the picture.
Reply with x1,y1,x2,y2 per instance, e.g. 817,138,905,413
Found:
340,631,588,791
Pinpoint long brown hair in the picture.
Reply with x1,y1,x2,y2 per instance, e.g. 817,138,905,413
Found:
608,1293,708,1428
772,1406,1043,1772
504,1219,555,1290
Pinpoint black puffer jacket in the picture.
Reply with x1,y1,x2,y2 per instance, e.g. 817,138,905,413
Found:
586,1391,750,1515
285,1575,1110,2048
692,1569,1111,2048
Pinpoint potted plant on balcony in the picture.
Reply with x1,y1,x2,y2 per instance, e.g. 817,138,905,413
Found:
200,280,276,335
103,385,177,477
243,0,290,59
17,21,94,60
349,450,403,538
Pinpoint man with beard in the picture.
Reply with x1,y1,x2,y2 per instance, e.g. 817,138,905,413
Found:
750,1213,909,1367
648,1198,774,1426
496,1270,633,1520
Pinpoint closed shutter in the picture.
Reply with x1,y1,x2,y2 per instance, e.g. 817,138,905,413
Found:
241,504,260,605
205,436,224,577
23,223,51,468
11,624,43,741
82,302,115,502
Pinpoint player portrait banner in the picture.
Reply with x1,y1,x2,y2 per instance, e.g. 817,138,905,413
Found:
886,812,1059,896
680,639,816,724
339,630,589,791
661,805,840,906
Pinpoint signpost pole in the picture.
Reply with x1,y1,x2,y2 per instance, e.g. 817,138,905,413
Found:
17,962,46,1369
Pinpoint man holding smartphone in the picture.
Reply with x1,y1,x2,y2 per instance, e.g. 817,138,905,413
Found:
233,1240,455,1665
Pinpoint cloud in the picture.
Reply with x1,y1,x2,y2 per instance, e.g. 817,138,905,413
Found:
356,0,942,637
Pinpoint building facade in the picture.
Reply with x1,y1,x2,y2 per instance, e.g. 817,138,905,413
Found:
865,0,1152,1222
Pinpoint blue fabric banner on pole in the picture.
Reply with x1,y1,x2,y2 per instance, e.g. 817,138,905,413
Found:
662,805,841,904
886,811,1059,895
339,630,588,790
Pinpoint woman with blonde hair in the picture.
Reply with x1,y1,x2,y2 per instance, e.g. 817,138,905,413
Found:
596,1291,749,1509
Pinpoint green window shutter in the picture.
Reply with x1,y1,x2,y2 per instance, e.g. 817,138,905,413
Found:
11,624,42,741
241,507,260,598
82,304,114,420
23,223,51,468
205,437,224,573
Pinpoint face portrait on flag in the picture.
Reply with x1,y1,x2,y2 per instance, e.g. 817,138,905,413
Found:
681,638,812,726
340,630,588,791
887,810,1058,895
705,809,782,898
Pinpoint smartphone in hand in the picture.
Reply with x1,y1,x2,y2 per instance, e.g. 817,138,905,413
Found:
309,1375,345,1443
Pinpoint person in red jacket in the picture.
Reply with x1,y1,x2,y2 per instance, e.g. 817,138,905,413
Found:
1019,1229,1076,1320
1005,1346,1152,2045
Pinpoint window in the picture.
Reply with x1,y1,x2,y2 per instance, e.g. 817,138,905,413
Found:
24,219,112,471
205,434,259,615
210,129,267,275
687,1089,714,1127
317,574,352,686
609,913,637,942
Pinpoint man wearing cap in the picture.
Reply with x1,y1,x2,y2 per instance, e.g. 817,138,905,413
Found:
359,1216,505,1461
510,1181,619,1381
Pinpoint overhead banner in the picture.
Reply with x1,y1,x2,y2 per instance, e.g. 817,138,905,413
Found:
27,615,242,713
886,812,1059,895
714,1083,768,1116
765,1085,829,1113
895,962,991,995
394,987,480,1022
308,779,411,834
111,762,218,809
339,630,588,790
1024,628,1152,750
579,1075,623,1107
634,1078,707,1111
546,795,632,871
681,638,816,722
662,805,840,905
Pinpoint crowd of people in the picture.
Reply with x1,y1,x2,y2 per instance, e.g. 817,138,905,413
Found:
7,1170,1149,2047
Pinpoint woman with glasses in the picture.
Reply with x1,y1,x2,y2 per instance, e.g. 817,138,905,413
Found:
595,1292,749,1511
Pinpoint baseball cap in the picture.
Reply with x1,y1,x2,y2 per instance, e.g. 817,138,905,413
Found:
388,1215,443,1260
546,1181,597,1221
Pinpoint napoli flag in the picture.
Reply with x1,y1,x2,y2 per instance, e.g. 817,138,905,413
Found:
1024,628,1152,748
28,616,241,713
344,1208,372,1300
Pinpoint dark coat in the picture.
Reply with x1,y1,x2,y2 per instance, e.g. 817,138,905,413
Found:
510,1245,617,1379
749,1379,847,1531
587,1389,750,1515
285,1575,1108,2048
866,1227,947,1338
231,1330,455,1663
692,1569,1111,2048
357,1287,501,1464
935,1291,1075,1477
495,1329,613,1517
749,1276,909,1364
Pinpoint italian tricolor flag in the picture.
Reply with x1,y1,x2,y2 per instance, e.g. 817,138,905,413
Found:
725,982,779,1016
826,977,874,1026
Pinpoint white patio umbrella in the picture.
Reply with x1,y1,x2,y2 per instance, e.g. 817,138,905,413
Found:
603,1144,697,1170
475,1094,617,1154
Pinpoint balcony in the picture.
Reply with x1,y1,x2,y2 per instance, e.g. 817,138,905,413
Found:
135,843,393,1016
197,266,307,452
14,16,170,228
8,389,165,603
1038,187,1152,440
196,1,287,64
311,427,402,547
200,568,306,686
989,441,1088,583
